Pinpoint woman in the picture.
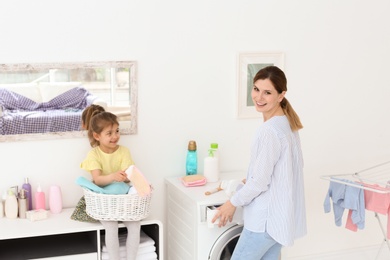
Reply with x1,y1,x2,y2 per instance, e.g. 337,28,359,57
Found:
213,66,307,259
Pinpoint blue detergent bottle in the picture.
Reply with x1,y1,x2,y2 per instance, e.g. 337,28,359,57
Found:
186,140,198,175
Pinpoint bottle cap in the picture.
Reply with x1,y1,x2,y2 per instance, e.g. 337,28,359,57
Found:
211,143,218,149
37,184,42,192
188,140,197,151
25,177,29,183
19,189,27,199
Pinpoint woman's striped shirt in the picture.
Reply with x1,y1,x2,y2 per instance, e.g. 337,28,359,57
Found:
230,115,307,246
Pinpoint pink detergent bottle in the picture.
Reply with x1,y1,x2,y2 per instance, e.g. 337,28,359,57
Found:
35,184,46,210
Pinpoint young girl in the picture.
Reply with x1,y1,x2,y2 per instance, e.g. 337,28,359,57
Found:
80,111,141,260
81,104,105,130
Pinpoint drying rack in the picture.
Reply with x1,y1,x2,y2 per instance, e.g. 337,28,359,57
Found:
321,161,390,259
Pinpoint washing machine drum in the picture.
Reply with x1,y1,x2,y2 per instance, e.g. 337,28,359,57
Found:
209,225,243,260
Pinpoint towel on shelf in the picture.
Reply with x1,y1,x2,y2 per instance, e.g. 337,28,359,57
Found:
101,251,127,259
101,251,158,260
138,245,156,255
101,229,157,260
180,174,206,187
136,252,158,260
102,230,155,252
102,255,157,260
139,230,156,248
101,245,156,254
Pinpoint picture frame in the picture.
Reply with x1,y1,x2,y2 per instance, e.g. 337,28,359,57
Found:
237,52,284,119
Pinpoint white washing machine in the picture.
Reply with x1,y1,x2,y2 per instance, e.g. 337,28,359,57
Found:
165,172,245,260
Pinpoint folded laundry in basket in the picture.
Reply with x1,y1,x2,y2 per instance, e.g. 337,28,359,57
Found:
125,165,151,197
181,174,207,187
76,176,130,194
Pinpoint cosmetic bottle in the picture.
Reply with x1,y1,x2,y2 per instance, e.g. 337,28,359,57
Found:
186,140,198,175
1,191,6,218
0,191,4,218
5,188,18,219
18,189,28,218
49,185,62,214
22,177,32,210
210,143,219,159
203,148,219,182
35,184,46,210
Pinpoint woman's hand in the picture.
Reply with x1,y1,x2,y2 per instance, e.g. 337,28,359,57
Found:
212,200,236,227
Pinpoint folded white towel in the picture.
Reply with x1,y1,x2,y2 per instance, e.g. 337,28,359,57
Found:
136,252,158,260
128,186,138,195
101,251,127,259
139,230,155,248
101,229,156,253
101,250,157,260
138,245,156,255
102,242,156,253
102,245,156,254
102,245,127,253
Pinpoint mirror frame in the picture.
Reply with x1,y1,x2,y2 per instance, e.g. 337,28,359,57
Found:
0,61,137,142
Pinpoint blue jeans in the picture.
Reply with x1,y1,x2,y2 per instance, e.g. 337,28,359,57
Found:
231,228,282,260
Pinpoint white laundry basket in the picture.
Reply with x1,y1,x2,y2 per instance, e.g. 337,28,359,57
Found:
83,188,152,221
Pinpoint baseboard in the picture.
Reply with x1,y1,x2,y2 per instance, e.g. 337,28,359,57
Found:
282,244,390,260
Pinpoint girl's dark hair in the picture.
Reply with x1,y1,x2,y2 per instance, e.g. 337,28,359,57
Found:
253,66,303,131
88,112,119,147
81,104,105,130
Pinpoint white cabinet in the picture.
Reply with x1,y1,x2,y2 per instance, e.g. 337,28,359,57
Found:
0,208,163,260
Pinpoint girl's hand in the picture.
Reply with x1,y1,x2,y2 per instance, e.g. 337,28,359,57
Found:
91,169,127,186
111,171,127,182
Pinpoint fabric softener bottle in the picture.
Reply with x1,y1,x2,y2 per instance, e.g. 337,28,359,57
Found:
186,140,198,175
22,177,32,210
35,184,46,210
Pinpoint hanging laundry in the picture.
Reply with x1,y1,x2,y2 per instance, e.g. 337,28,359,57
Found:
361,183,390,239
323,178,365,231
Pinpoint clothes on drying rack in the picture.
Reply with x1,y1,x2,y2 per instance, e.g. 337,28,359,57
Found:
362,183,390,239
101,229,158,260
323,179,365,231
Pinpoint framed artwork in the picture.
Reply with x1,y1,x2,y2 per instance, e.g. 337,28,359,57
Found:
237,52,284,119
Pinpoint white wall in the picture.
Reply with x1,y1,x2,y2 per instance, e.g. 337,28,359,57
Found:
1,0,390,259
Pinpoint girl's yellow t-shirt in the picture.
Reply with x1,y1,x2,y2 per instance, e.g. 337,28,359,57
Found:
80,145,134,175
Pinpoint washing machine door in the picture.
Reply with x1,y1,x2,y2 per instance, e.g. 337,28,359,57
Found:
208,224,243,260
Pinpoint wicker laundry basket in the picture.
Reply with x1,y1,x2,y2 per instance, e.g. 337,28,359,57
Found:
83,188,152,221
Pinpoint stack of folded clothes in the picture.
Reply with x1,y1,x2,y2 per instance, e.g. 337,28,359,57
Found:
101,229,158,260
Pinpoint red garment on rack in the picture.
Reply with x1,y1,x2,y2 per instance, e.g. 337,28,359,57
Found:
362,183,390,239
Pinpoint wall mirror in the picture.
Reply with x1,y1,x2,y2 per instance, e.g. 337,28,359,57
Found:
0,61,137,142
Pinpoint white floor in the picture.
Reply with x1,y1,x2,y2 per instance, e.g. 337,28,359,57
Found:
283,244,390,260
